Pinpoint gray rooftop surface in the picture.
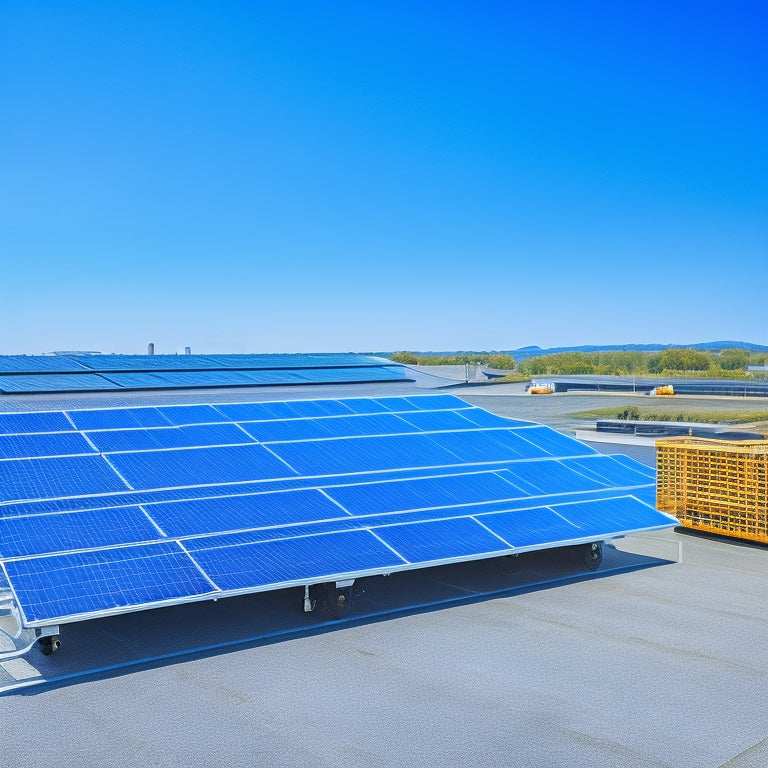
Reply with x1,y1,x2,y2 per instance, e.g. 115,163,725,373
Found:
1,376,766,767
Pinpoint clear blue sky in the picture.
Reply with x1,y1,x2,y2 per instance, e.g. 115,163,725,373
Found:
1,1,766,355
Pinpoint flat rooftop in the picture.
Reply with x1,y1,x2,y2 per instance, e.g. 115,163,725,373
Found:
1,381,766,767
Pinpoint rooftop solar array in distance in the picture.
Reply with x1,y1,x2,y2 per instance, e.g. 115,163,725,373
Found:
0,353,394,375
0,354,411,394
0,357,93,374
0,373,122,393
0,394,677,627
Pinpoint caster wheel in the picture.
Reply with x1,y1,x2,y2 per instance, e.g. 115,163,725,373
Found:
582,542,603,571
327,587,352,619
38,635,61,656
317,583,352,619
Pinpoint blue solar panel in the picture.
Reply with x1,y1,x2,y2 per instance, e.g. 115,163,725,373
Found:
5,543,215,623
0,356,93,374
374,517,509,563
302,367,408,384
515,426,598,457
108,444,298,490
562,455,654,488
0,411,73,435
157,404,230,425
0,455,129,503
279,399,357,418
0,394,675,630
0,431,95,460
238,418,341,443
205,353,388,370
476,506,582,548
211,402,291,422
86,423,254,453
239,370,315,385
325,472,525,516
0,506,160,558
397,410,479,431
337,398,393,415
75,355,226,372
105,371,263,388
146,489,346,537
458,409,534,428
371,396,423,412
67,407,172,431
552,496,676,536
186,529,405,592
238,400,317,420
500,460,605,496
611,454,656,479
405,394,468,410
269,433,462,475
424,430,550,463
0,374,120,393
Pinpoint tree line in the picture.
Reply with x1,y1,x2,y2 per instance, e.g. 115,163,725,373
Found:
388,348,768,379
389,352,517,369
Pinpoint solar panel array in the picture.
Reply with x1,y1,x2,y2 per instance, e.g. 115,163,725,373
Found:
0,354,410,394
0,394,676,627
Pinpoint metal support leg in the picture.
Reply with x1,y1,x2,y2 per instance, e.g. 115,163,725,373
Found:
303,584,316,613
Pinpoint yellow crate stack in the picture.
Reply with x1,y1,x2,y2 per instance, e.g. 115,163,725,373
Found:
656,437,768,544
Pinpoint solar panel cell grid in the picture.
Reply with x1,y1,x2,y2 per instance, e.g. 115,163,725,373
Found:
269,433,462,476
107,443,299,490
374,517,509,563
157,404,230,425
67,407,172,431
0,506,161,558
515,426,598,457
187,529,405,592
405,394,467,410
238,419,340,443
0,374,120,393
86,423,254,453
145,489,347,537
0,411,74,435
424,430,548,463
371,397,422,412
553,497,675,534
0,432,96,460
5,543,215,623
0,356,93,374
476,506,582,548
501,460,605,495
562,455,654,487
325,472,525,516
0,455,130,503
458,409,534,428
397,410,478,432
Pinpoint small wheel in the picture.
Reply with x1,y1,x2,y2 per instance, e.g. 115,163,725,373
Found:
327,587,352,619
318,583,352,619
37,635,61,655
582,542,603,571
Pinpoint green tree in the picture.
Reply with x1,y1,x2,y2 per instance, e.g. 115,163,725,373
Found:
648,348,711,373
389,352,418,364
485,354,515,370
719,348,749,370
